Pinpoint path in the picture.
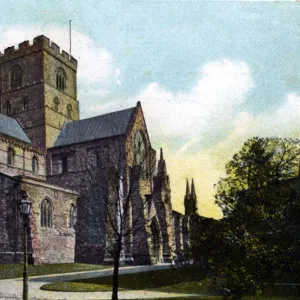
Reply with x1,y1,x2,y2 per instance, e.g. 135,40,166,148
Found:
0,264,205,299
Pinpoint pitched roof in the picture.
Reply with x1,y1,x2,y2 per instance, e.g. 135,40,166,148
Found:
0,114,32,144
53,107,135,147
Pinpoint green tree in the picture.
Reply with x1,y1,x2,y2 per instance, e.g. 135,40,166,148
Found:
215,137,300,215
192,137,300,299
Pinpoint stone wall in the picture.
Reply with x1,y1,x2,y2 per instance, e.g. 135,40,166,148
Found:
0,173,77,264
0,134,46,180
20,176,78,264
47,137,126,263
0,173,23,263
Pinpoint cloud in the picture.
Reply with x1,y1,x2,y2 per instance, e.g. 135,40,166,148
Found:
135,59,255,143
129,59,255,218
0,26,121,89
131,61,300,218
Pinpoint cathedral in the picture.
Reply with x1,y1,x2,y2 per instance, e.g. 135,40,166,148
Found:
0,35,198,265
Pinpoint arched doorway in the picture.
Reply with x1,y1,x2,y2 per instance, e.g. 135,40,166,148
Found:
150,218,161,263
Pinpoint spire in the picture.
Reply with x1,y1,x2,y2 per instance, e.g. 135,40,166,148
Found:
191,178,195,196
184,179,190,216
157,147,167,176
189,178,198,216
185,179,190,196
160,147,163,160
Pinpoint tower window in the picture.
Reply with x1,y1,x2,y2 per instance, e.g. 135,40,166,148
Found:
7,147,15,166
11,65,22,89
23,96,29,110
55,68,67,91
53,97,60,112
40,198,53,228
32,156,39,173
5,101,11,115
67,104,72,118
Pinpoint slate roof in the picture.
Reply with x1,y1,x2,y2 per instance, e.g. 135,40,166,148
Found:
0,114,32,144
53,107,135,147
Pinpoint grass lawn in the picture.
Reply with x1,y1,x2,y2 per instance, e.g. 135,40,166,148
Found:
140,296,300,299
41,267,210,292
133,297,220,300
0,263,111,280
41,267,300,300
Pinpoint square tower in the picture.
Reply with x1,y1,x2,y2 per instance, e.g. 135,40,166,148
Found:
0,36,79,148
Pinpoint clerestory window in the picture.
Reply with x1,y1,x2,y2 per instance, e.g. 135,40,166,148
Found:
7,147,15,166
32,156,38,173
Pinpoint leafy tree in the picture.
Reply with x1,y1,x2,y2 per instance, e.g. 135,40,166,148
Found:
215,137,300,215
192,137,300,299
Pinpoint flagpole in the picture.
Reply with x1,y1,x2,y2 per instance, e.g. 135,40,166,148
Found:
69,20,72,56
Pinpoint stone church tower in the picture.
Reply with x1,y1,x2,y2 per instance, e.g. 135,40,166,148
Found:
0,36,79,148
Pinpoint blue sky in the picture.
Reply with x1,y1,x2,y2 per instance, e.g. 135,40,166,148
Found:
1,0,299,217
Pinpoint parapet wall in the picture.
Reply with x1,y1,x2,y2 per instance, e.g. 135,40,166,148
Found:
0,35,77,70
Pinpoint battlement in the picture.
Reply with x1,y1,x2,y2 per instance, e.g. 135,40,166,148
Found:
0,35,77,69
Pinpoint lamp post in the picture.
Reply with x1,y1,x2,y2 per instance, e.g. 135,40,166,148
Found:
18,191,32,300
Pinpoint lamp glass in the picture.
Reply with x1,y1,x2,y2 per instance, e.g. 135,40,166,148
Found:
19,199,32,216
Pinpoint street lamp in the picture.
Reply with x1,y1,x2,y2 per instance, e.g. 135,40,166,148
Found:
18,191,32,300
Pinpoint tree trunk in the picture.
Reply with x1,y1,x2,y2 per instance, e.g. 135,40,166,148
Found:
112,239,121,300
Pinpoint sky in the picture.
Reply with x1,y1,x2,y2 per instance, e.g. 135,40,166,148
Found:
1,0,300,218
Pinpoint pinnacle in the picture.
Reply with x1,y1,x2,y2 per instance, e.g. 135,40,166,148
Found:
185,179,190,196
191,178,196,195
160,148,164,160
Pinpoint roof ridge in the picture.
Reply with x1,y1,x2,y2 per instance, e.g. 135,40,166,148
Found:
53,106,136,147
71,106,135,124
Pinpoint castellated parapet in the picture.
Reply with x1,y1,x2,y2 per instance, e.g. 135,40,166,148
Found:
0,35,77,71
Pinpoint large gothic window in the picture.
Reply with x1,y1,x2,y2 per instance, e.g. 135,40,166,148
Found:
32,156,38,173
11,65,22,89
133,131,145,165
69,204,76,228
7,147,15,166
133,131,148,178
56,68,67,92
40,198,52,228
